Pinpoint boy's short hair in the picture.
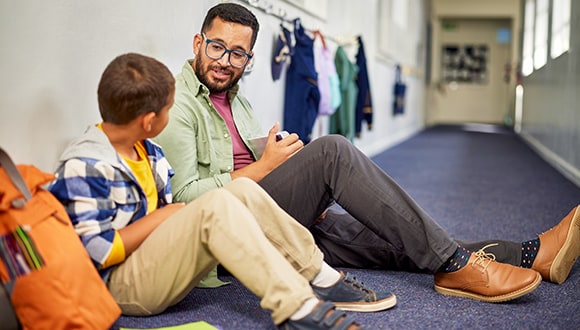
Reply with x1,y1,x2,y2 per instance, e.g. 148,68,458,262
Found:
202,3,260,49
97,53,175,125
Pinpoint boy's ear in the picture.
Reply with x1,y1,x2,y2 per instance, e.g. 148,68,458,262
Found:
142,112,157,132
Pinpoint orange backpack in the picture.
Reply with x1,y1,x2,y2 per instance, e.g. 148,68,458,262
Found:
0,148,121,329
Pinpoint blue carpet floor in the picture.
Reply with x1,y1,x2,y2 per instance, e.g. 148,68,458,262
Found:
113,125,580,330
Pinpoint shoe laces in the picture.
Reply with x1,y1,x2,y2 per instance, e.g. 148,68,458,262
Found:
343,272,375,299
471,243,498,272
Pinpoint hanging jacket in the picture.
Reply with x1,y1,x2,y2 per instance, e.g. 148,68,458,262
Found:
271,25,294,81
313,32,341,116
283,18,320,144
330,46,358,142
355,35,373,137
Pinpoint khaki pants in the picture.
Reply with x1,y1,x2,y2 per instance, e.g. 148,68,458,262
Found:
107,178,324,324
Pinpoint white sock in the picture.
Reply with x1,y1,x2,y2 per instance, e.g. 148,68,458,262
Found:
289,297,320,320
310,261,341,288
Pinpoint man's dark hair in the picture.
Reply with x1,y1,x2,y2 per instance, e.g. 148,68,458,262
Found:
201,3,260,49
97,53,175,125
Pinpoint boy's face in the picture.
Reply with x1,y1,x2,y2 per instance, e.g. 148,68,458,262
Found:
149,90,175,138
192,17,253,93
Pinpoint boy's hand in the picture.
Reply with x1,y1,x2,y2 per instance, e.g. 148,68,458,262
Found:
119,202,186,255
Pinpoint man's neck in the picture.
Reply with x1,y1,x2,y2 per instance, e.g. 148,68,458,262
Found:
210,90,228,98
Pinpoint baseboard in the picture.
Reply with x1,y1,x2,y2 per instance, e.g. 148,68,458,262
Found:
356,126,422,158
519,132,580,188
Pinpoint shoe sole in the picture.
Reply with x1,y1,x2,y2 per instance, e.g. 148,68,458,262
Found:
433,272,542,303
333,294,397,312
550,206,580,284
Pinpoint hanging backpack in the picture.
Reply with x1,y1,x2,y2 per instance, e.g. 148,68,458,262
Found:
393,64,406,115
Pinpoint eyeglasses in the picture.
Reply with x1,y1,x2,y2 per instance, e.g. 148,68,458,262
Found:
201,33,253,68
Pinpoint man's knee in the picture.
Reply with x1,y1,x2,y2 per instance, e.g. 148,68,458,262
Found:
310,134,350,151
317,134,349,145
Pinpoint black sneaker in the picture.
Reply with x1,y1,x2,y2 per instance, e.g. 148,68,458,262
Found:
278,301,366,330
312,272,396,312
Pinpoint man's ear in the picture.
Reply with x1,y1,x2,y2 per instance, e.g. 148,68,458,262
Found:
142,112,157,132
193,33,203,56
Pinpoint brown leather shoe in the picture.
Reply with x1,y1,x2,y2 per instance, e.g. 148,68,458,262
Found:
434,245,542,302
532,206,580,284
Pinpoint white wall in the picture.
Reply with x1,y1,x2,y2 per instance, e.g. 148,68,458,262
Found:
0,0,427,172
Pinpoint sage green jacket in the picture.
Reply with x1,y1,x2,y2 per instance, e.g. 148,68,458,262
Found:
154,60,264,204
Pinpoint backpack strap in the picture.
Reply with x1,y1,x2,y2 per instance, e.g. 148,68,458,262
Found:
0,148,32,201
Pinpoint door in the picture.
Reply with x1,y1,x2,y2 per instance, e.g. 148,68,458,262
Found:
427,18,513,125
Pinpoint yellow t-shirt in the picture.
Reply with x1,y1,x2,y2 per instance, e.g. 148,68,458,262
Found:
104,141,158,269
121,141,158,214
97,124,158,268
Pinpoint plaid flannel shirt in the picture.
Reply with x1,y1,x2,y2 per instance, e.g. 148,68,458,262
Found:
48,125,173,280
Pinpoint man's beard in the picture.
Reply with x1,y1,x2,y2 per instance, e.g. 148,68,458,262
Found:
194,58,242,94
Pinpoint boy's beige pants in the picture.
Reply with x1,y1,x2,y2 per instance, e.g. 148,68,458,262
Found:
107,178,324,324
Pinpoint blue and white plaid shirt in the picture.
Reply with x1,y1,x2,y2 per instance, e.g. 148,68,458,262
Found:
49,125,173,280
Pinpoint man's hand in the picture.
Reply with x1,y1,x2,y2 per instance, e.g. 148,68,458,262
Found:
260,122,303,166
232,122,304,182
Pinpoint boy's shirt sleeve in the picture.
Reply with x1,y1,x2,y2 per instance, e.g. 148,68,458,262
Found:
101,231,126,268
49,158,132,270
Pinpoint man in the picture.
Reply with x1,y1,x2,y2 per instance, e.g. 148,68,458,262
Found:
48,52,398,330
153,3,580,303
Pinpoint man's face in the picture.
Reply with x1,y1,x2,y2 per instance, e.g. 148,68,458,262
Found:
192,17,254,93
